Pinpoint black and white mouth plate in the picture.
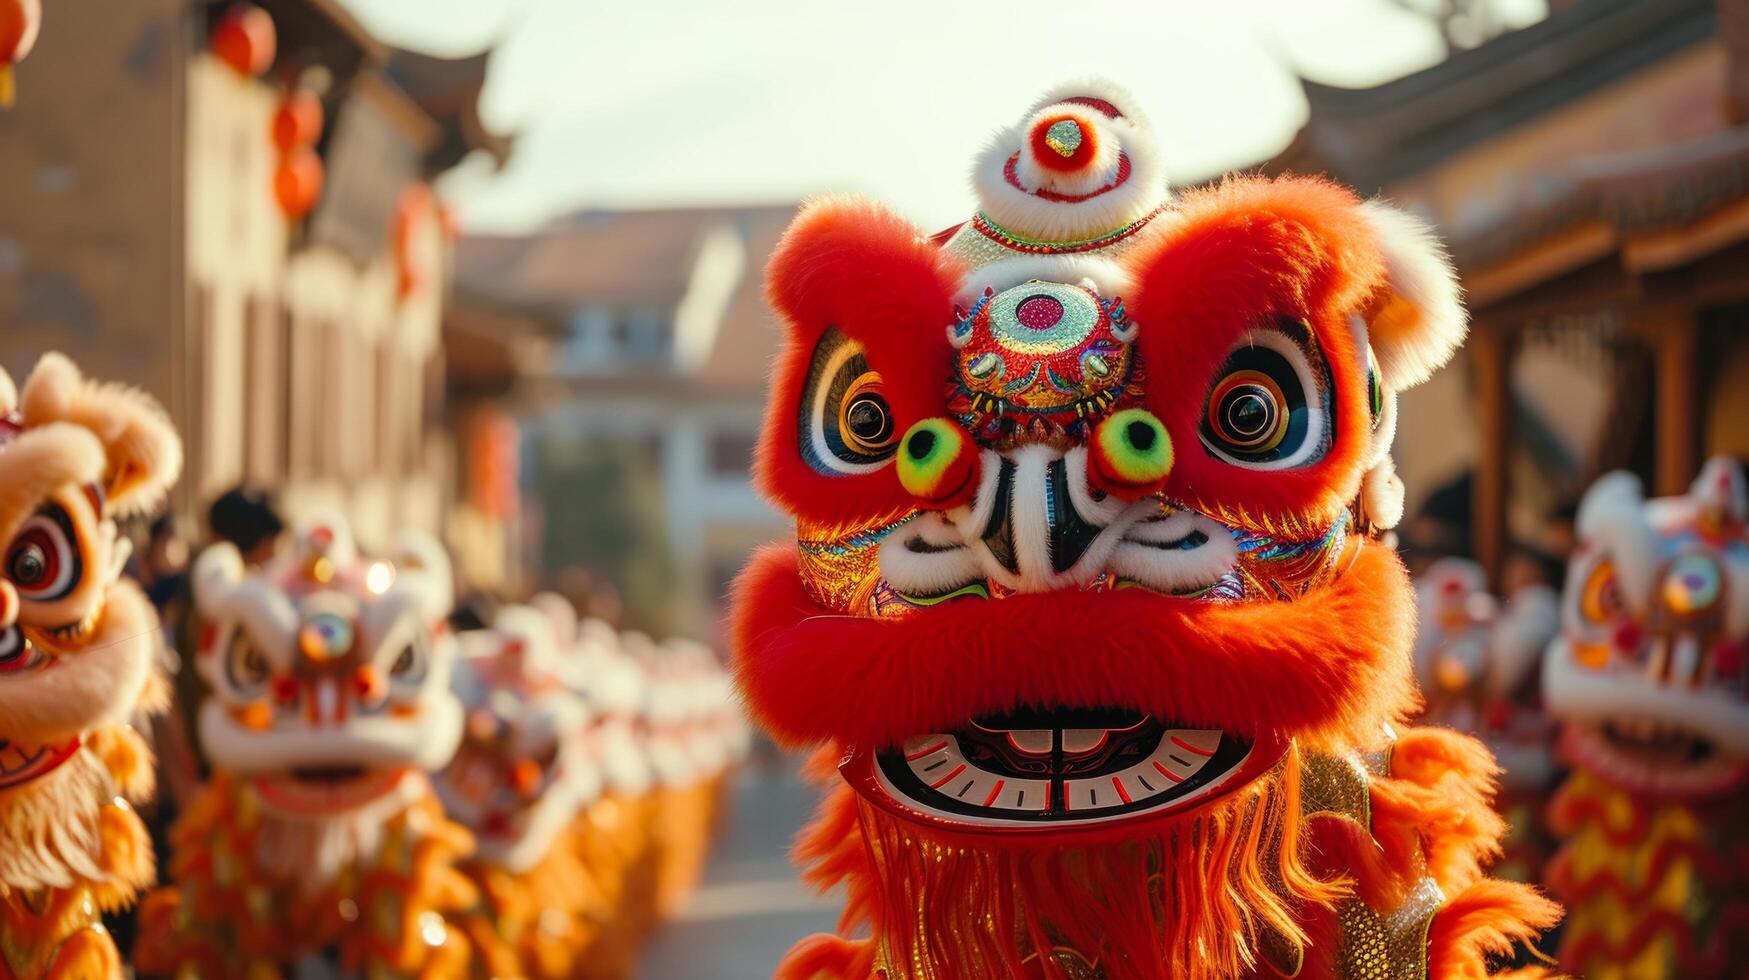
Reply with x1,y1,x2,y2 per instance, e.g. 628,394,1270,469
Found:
843,706,1284,836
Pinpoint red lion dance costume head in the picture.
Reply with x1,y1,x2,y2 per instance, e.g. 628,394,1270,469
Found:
731,80,1559,979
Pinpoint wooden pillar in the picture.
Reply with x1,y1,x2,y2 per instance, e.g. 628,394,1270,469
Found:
1648,305,1701,495
1470,322,1512,588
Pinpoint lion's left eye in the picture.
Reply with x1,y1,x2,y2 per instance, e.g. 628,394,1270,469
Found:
5,506,81,602
1200,320,1331,470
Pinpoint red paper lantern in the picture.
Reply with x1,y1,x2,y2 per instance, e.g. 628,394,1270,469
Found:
393,184,433,298
271,91,323,154
0,0,42,107
211,4,275,78
274,146,323,219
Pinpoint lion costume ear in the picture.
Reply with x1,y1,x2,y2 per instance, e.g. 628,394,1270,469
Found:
756,195,963,525
18,352,183,516
1357,201,1467,390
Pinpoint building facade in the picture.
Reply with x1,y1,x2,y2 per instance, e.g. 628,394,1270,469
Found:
446,206,795,637
0,0,505,552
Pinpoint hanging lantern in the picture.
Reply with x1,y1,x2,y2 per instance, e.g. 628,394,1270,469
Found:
393,184,433,298
271,91,323,154
211,4,275,78
274,146,323,219
0,0,41,107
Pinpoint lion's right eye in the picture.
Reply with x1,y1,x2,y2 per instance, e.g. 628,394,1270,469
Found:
798,329,901,476
225,632,271,693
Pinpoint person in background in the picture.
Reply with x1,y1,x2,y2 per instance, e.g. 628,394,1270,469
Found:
206,486,286,567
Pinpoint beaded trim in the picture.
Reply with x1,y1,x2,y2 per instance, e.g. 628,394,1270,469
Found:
969,207,1163,255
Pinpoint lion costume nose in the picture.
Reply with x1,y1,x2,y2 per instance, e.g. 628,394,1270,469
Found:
976,447,1105,578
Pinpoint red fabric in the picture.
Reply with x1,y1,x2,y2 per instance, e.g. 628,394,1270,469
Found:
730,539,1416,754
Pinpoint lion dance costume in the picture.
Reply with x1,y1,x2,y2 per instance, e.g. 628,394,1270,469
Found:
438,605,606,978
729,80,1560,979
1543,457,1749,978
0,353,180,979
1413,559,1559,883
136,515,476,977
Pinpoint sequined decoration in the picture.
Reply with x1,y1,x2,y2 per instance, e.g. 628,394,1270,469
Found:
941,207,1164,270
1333,877,1443,980
796,514,913,615
1229,511,1353,599
1299,750,1375,828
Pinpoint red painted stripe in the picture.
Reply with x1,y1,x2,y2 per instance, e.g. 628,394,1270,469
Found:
1111,777,1132,804
1153,761,1184,783
905,740,949,761
929,763,967,790
1170,736,1215,757
982,779,1006,807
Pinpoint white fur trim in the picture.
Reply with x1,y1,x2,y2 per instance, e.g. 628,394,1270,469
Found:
1360,458,1406,531
876,512,984,597
1358,200,1467,389
1105,510,1239,593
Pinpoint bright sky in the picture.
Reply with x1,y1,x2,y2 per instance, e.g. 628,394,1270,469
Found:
342,0,1548,234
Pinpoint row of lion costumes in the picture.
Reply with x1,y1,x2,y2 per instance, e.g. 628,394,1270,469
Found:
1411,560,1560,884
0,353,182,978
727,79,1563,979
439,600,747,979
1413,461,1749,980
133,509,746,978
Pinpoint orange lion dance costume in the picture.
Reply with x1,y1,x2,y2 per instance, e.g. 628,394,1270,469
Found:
135,516,476,977
729,80,1560,979
0,352,180,979
1542,457,1749,979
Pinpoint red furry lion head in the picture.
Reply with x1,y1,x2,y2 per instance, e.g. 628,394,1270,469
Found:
731,79,1467,841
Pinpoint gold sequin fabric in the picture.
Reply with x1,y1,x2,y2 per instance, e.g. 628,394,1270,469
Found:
1333,876,1444,980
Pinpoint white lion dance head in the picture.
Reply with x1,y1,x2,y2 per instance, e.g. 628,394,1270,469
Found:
1544,457,1749,799
438,604,600,872
191,513,464,881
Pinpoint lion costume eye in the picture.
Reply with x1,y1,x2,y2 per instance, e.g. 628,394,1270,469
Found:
1200,320,1332,469
389,634,429,686
1579,560,1622,624
799,329,900,475
5,505,82,602
226,631,271,694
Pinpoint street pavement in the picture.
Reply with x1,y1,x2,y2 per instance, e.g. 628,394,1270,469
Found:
639,752,842,979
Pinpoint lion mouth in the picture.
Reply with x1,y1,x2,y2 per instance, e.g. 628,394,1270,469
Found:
1600,719,1716,765
0,737,82,790
847,705,1275,831
253,766,412,816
